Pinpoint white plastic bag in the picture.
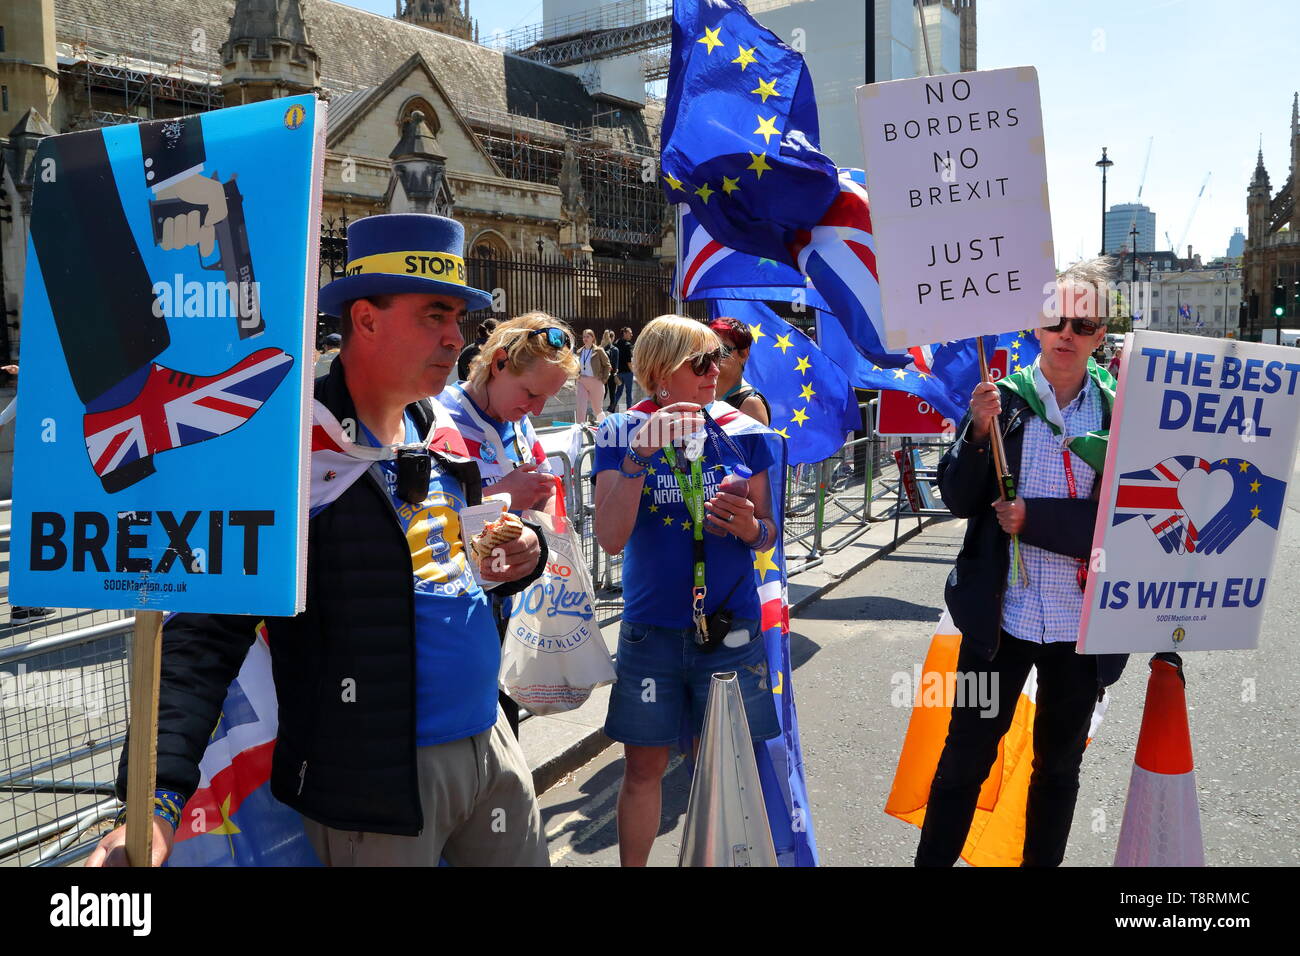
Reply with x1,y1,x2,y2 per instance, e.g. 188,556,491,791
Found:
501,487,615,715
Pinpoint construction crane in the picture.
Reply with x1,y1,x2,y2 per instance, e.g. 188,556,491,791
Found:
1124,137,1154,249
1175,172,1212,257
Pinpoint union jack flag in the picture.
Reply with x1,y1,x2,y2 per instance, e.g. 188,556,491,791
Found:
675,209,829,309
788,175,909,370
1113,455,1211,554
168,621,319,865
84,347,292,482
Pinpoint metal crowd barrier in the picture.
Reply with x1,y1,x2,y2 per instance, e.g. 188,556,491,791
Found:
0,414,949,866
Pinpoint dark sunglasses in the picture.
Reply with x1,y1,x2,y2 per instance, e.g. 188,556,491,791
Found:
686,348,724,376
1041,317,1104,336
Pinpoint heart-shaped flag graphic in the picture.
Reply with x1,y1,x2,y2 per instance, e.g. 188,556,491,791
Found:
1174,466,1235,549
1114,456,1288,555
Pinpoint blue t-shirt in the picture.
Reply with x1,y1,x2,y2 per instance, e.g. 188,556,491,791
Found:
362,415,500,745
593,404,775,628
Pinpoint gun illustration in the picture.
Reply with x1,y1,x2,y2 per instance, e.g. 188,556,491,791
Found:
149,174,265,339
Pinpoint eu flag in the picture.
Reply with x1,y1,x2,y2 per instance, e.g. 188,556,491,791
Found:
662,0,839,265
711,300,859,464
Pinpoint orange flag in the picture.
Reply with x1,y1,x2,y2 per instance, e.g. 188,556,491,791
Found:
884,611,1107,867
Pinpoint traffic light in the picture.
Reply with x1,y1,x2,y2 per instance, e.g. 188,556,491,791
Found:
1274,284,1286,318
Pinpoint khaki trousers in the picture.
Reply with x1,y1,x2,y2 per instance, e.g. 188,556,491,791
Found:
575,375,607,424
304,707,549,867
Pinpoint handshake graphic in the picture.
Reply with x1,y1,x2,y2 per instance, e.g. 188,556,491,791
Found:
1113,455,1286,556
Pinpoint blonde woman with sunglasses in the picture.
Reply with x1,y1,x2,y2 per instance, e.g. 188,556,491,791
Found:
592,315,780,866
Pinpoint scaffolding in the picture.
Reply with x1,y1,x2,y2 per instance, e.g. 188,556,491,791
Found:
485,0,798,78
55,16,223,129
460,102,663,251
48,13,666,252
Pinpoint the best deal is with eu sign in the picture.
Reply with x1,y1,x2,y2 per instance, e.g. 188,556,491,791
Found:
1080,332,1300,654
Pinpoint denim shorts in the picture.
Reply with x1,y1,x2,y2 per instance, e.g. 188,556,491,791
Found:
604,619,781,747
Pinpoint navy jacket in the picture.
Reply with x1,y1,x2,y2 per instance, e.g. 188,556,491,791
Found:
115,359,547,835
937,389,1128,687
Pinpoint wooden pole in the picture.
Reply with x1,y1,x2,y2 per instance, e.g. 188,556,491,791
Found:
125,609,164,867
978,338,1028,586
976,337,1015,501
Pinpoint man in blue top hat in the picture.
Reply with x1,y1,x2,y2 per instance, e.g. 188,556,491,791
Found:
91,214,552,867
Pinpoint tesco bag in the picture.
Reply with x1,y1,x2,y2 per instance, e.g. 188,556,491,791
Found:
501,480,615,715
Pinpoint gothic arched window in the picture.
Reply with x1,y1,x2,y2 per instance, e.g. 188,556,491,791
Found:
398,97,441,136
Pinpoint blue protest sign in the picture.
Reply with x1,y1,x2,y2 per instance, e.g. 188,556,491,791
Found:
1081,331,1300,653
10,96,323,615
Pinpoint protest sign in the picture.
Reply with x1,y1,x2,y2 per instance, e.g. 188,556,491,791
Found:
1079,331,1300,654
10,95,325,616
856,68,1056,350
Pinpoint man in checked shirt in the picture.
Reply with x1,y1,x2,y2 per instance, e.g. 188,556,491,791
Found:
917,258,1130,867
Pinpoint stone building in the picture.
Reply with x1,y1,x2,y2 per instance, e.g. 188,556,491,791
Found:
0,0,672,359
1243,93,1300,335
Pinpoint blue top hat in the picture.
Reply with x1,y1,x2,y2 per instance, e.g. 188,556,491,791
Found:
318,213,495,317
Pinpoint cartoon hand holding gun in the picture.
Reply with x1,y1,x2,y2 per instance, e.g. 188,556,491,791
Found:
144,117,263,338
155,175,228,257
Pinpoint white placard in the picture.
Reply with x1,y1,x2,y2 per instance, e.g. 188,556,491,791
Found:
856,67,1056,351
1080,331,1300,654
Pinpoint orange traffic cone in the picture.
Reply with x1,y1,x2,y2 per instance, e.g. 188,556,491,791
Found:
1114,653,1204,866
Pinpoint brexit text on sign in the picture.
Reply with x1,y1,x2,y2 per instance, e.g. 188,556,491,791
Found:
1079,331,1300,654
856,68,1056,351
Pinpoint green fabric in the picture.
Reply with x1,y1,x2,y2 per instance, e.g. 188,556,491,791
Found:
996,358,1115,475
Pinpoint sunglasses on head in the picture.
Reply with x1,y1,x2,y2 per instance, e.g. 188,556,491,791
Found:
685,348,724,376
523,326,572,350
1041,317,1104,336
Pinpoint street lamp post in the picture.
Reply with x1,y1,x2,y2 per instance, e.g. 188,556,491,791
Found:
1096,148,1114,256
1223,272,1229,339
1129,224,1139,330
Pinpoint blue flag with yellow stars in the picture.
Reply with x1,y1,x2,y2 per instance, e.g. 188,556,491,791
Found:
711,300,860,464
662,0,840,265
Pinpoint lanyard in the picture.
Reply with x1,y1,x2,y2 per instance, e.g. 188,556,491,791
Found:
1061,445,1089,591
662,442,708,634
1061,447,1078,499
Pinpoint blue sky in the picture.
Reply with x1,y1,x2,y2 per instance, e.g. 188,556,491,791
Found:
342,0,1296,264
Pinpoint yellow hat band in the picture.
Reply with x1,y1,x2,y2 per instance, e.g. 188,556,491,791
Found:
344,251,467,285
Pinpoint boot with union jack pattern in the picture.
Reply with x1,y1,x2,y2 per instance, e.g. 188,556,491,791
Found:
83,347,293,493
